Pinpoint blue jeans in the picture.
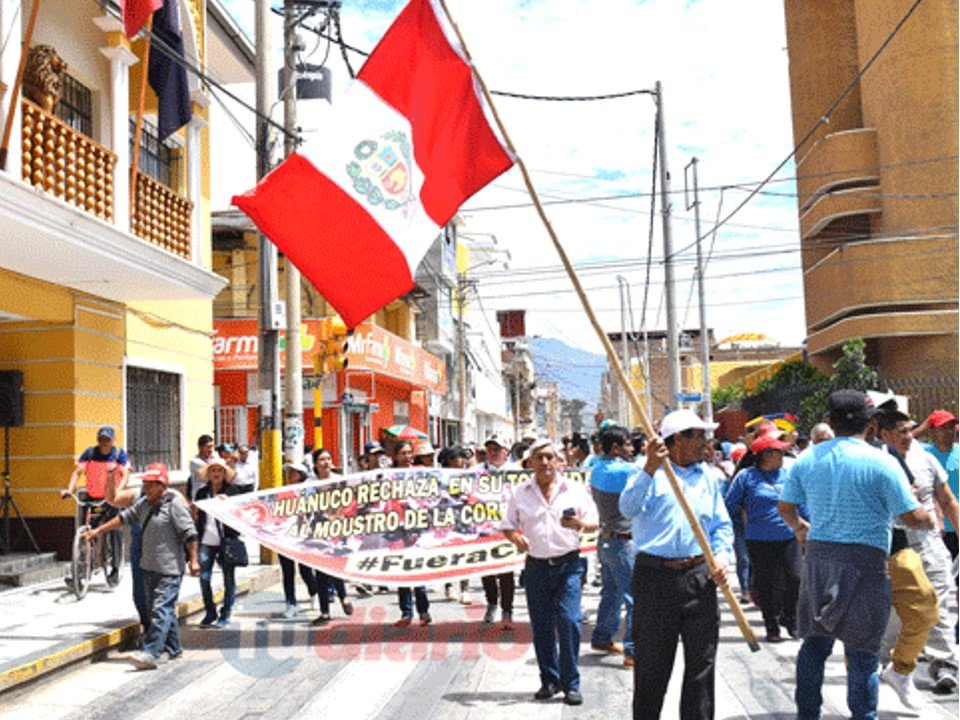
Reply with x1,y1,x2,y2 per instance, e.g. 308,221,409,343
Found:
796,635,879,720
731,515,751,593
199,544,236,620
524,553,583,692
397,586,429,618
130,524,149,629
591,536,637,656
142,571,183,659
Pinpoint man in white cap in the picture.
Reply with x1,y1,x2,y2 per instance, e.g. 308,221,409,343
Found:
619,408,732,720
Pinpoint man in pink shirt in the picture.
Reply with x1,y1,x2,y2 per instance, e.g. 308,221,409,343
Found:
502,438,598,706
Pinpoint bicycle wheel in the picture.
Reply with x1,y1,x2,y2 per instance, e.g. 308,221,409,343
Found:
71,527,93,600
102,529,124,588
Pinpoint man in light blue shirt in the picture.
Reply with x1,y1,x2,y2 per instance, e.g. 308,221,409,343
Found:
778,390,934,720
619,409,732,720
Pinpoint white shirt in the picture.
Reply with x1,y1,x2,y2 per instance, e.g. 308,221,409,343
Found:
501,474,598,559
234,457,258,490
201,515,221,547
904,440,947,546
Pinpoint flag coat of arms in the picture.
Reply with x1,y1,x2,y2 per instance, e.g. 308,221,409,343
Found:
232,0,515,328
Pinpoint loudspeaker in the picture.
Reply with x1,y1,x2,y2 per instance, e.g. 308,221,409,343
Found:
0,370,24,427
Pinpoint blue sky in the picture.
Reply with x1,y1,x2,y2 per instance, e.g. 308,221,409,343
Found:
213,0,805,353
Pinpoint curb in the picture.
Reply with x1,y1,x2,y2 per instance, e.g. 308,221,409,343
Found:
0,565,281,694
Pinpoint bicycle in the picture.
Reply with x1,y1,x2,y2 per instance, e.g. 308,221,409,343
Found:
63,491,125,599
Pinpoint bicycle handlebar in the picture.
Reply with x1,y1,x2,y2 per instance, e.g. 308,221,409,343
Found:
61,491,109,509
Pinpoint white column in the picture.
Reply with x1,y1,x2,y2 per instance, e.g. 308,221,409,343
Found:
98,41,138,230
0,0,23,178
186,92,208,266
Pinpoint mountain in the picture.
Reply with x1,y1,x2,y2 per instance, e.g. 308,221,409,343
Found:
529,336,606,408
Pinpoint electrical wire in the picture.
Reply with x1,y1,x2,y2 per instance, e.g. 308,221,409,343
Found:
666,0,928,263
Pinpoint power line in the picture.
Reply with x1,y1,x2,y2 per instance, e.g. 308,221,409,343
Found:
667,0,928,263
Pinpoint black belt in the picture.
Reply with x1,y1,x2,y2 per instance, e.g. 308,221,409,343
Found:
601,531,632,540
635,552,706,571
528,550,580,566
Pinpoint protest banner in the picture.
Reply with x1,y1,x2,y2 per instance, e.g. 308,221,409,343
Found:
196,468,598,587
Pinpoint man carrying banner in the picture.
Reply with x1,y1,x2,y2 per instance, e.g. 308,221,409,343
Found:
619,409,732,720
480,432,520,626
502,438,598,706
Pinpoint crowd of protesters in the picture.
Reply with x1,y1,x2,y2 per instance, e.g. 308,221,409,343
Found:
67,392,959,718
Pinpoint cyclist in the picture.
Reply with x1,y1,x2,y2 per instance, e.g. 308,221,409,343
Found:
62,426,131,582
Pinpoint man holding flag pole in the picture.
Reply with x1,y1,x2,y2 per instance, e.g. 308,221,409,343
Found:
231,0,758,697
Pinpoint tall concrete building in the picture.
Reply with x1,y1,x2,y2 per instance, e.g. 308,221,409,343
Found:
783,0,958,413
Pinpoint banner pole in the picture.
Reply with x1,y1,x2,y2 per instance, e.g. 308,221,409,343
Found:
0,0,43,170
129,16,154,215
435,0,759,651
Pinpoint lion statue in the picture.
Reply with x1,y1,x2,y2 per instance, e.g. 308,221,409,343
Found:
22,44,68,114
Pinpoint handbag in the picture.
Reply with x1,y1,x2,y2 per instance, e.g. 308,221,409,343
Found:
222,535,249,567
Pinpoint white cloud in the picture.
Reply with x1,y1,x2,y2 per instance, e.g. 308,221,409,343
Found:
210,0,808,355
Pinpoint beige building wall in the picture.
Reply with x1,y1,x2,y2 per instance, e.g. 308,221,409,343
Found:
783,0,959,411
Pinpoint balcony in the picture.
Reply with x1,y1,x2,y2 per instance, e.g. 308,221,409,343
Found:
795,128,880,213
1,101,224,303
133,170,193,259
20,98,116,222
799,186,882,242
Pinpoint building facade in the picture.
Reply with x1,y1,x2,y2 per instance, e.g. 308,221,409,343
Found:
782,0,959,413
0,0,243,555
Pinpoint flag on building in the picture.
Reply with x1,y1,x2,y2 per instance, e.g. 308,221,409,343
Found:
149,0,192,140
121,0,162,39
232,0,515,328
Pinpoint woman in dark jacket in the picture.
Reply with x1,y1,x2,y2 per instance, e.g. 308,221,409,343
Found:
194,457,242,628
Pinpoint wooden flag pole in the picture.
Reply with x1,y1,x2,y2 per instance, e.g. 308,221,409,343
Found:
130,16,154,212
436,0,759,651
0,0,43,171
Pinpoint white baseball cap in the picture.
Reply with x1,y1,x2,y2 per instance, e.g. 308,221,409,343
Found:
659,409,718,439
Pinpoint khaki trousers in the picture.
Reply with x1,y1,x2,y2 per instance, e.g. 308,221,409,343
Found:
881,548,939,674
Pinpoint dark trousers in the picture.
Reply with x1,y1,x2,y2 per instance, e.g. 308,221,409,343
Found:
746,537,802,635
481,572,514,611
279,555,318,605
632,558,719,720
397,586,429,618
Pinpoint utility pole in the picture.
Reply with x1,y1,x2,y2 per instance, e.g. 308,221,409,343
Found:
282,0,304,464
256,0,281,563
655,81,681,410
456,271,468,445
685,157,713,424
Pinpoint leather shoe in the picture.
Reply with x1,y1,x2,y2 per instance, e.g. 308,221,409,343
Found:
590,641,624,654
534,684,559,700
766,632,783,643
564,690,583,706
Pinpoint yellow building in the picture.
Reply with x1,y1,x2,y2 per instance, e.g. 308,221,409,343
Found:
0,1,250,556
783,0,958,411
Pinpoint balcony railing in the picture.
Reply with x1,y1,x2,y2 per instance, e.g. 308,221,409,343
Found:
132,171,193,259
20,98,116,221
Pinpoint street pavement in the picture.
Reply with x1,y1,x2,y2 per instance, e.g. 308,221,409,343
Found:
0,560,956,719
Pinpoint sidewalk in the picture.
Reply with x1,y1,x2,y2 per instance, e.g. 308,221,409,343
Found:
0,547,279,694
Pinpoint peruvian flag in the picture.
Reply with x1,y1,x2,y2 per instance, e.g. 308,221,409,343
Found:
232,0,515,328
121,0,162,39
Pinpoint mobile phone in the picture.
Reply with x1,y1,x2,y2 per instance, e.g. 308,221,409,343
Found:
562,507,576,518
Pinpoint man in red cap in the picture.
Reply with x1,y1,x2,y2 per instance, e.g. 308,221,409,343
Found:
916,410,959,558
87,462,200,669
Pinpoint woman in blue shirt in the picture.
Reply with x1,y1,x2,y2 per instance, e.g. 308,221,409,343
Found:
725,433,802,642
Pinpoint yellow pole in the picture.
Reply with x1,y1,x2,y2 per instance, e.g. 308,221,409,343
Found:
258,429,281,565
314,354,323,450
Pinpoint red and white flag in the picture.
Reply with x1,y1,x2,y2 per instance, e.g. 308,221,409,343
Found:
232,0,515,328
121,0,162,39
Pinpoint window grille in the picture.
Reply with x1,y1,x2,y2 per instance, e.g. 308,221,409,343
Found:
55,74,93,138
126,366,181,472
